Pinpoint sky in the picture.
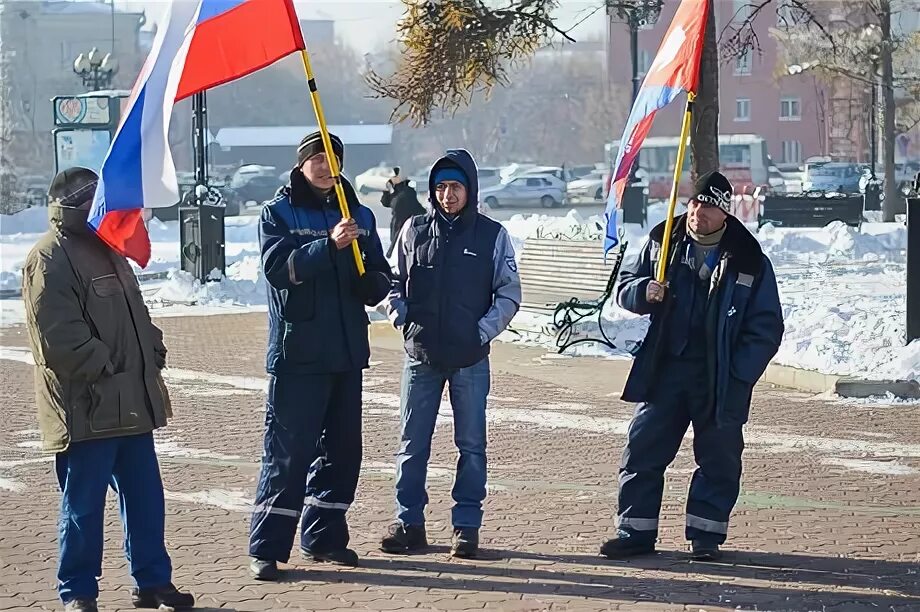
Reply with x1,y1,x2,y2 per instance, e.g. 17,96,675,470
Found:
117,1,609,53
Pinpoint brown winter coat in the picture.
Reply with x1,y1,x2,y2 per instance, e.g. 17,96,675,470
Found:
22,204,171,452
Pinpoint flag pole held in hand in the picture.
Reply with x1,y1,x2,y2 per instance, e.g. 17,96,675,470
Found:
298,48,366,276
656,91,696,283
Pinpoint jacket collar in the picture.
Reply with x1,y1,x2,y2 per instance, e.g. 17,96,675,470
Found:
287,167,360,211
49,204,92,235
649,214,763,276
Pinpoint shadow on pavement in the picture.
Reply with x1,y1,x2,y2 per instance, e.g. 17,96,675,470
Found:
275,549,919,611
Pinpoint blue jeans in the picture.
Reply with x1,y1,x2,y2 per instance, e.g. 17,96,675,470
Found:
55,433,172,603
395,357,490,529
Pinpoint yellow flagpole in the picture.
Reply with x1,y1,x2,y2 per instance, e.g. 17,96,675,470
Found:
655,91,696,283
298,48,365,276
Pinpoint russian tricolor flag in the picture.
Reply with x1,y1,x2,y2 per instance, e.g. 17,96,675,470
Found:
604,0,709,253
89,0,305,267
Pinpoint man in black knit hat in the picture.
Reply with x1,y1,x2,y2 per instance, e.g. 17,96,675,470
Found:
600,170,783,561
248,131,391,580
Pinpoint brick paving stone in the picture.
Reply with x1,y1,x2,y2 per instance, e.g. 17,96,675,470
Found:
2,314,920,611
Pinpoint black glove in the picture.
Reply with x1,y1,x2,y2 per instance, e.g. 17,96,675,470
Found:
357,270,392,307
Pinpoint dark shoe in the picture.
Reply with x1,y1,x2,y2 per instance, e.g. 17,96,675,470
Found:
380,522,428,554
690,540,722,561
450,527,479,558
131,583,195,610
600,530,656,559
63,599,98,612
306,548,360,567
250,557,279,581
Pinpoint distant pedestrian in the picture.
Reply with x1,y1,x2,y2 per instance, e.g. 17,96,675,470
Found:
248,131,392,580
600,171,783,562
381,149,521,559
22,167,195,612
381,173,425,258
380,166,402,209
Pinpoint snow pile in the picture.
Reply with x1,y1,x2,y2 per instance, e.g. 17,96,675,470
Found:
0,206,47,236
0,270,20,293
775,262,906,376
149,256,266,308
499,211,916,381
824,221,898,262
501,210,603,257
757,221,905,265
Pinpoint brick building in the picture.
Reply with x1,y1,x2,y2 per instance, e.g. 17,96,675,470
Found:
604,0,918,166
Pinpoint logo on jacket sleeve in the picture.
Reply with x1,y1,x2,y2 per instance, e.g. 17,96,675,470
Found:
505,256,517,272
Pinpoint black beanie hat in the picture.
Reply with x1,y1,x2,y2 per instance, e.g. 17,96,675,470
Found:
296,131,344,168
48,166,99,208
690,170,733,213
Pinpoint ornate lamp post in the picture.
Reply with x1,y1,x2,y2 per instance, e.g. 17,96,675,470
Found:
606,0,664,104
606,0,662,196
73,47,118,91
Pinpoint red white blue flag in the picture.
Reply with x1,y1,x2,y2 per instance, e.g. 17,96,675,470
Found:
89,0,305,267
604,0,710,253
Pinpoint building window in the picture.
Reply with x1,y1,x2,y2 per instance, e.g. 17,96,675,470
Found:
780,97,801,121
734,51,752,75
782,140,802,163
735,98,751,122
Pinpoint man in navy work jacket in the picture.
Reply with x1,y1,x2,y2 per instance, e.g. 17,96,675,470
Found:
381,149,521,559
600,171,783,561
248,131,391,580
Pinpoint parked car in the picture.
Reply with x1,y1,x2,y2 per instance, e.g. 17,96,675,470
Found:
803,161,870,194
567,165,601,181
481,174,567,208
478,167,503,189
567,170,607,202
231,174,282,208
355,164,396,194
229,164,276,189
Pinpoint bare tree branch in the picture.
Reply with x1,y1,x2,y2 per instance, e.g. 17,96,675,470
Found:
719,0,832,61
366,0,572,125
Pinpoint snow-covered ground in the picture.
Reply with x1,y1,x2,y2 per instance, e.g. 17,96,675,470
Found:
0,204,913,382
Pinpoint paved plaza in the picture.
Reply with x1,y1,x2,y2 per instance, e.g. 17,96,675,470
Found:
1,313,918,611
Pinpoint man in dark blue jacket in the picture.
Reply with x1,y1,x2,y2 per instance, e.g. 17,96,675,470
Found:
248,132,391,580
380,150,521,559
600,171,783,561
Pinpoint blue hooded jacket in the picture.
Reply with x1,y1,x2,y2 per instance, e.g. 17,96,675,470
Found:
386,149,521,368
617,214,784,426
260,169,390,374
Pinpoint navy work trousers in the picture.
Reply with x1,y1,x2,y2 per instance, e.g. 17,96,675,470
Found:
617,359,745,545
55,432,172,603
248,370,363,562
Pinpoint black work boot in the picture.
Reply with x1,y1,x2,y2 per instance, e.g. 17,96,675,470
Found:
131,583,194,610
690,540,722,561
305,548,360,567
450,527,479,559
250,557,279,581
63,599,98,612
599,529,656,559
380,522,428,554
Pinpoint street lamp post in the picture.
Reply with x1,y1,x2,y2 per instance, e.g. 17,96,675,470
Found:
73,47,118,91
607,0,664,105
607,0,663,185
606,0,661,226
